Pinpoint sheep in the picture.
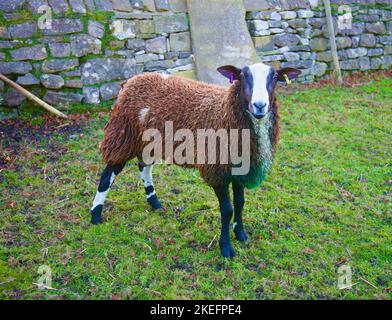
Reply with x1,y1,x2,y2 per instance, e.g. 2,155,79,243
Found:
90,62,301,258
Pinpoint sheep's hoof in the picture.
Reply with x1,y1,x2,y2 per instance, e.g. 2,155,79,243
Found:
148,195,164,211
91,206,103,225
235,229,248,242
220,242,236,258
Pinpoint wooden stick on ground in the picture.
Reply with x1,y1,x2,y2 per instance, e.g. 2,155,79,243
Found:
0,73,68,119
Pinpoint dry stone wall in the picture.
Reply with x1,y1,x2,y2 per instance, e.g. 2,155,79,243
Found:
0,0,192,116
245,0,392,83
0,0,391,118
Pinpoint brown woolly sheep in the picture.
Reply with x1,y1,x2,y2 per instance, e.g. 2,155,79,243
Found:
90,62,301,258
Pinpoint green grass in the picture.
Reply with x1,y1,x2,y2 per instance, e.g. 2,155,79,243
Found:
0,77,391,300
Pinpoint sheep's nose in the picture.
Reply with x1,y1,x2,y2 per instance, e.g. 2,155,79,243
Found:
252,102,268,117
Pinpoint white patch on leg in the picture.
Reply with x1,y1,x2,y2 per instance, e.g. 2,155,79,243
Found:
91,172,116,210
139,107,149,123
249,63,271,111
140,165,153,187
233,222,238,231
146,190,156,199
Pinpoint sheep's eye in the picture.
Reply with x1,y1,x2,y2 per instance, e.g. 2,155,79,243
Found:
273,73,278,80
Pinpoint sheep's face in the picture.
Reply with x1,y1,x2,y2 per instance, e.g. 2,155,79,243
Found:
218,63,301,120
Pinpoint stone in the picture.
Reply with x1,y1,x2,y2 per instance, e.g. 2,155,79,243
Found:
110,20,138,40
146,36,167,53
16,73,39,85
154,13,188,33
248,20,269,34
69,0,86,13
28,0,48,13
187,0,259,85
88,21,105,39
243,0,270,11
71,34,102,57
129,0,143,9
270,28,284,34
0,40,23,49
308,17,325,28
44,91,83,105
168,0,187,12
379,36,392,45
317,51,332,62
8,21,37,39
288,45,310,52
169,32,191,52
112,0,133,11
298,10,313,18
41,74,64,89
94,0,113,11
41,19,83,35
365,22,386,35
155,0,170,11
100,82,122,101
367,48,383,57
336,37,351,49
42,59,79,73
341,22,365,36
312,62,327,77
384,47,392,55
281,59,313,69
135,53,159,63
288,19,307,29
0,62,32,74
346,48,367,59
370,57,383,69
340,59,360,70
283,52,300,61
10,45,47,61
260,54,284,62
0,0,26,12
359,57,370,70
49,43,71,58
4,89,25,107
138,20,155,34
269,21,281,28
84,0,95,11
47,0,68,13
83,87,100,104
359,34,376,48
280,11,296,20
253,36,274,51
81,58,142,85
126,39,146,51
64,79,83,88
144,60,176,71
0,53,5,60
309,38,329,51
270,12,281,21
142,0,156,11
274,34,300,47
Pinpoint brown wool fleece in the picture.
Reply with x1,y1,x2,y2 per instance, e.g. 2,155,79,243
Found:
100,73,280,188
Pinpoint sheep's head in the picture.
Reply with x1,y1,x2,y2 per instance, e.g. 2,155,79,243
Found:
218,62,301,119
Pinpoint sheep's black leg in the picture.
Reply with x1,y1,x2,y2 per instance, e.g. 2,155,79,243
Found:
214,185,236,258
138,163,163,210
232,183,247,241
90,163,125,224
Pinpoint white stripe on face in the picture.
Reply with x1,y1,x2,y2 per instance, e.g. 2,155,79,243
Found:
249,63,271,115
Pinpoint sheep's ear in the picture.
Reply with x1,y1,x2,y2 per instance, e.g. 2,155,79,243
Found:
277,68,301,83
217,65,241,83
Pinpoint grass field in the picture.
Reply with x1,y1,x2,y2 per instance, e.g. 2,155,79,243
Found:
0,75,391,299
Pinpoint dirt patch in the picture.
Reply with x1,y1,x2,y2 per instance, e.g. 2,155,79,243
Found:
0,113,92,170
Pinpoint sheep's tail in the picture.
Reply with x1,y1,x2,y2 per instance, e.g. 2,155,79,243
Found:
99,104,139,166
